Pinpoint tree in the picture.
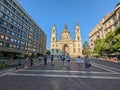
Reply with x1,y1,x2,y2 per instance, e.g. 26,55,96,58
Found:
46,49,50,55
111,28,120,52
93,27,120,55
94,39,105,55
104,28,120,53
82,41,91,56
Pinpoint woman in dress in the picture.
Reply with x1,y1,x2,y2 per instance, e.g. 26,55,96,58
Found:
76,56,83,68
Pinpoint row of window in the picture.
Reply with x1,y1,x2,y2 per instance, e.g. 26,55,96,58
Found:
0,41,23,49
0,30,44,49
0,10,25,32
0,26,44,48
0,41,37,51
0,40,41,52
0,22,28,41
0,34,26,45
0,10,29,34
0,10,43,41
90,15,118,35
2,0,43,35
0,0,46,53
7,0,34,25
1,1,45,39
90,23,117,38
1,5,40,39
1,0,31,29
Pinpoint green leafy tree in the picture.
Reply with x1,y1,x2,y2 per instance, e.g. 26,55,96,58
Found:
111,28,120,52
94,39,105,55
93,27,120,55
46,49,50,55
104,28,120,53
82,41,91,56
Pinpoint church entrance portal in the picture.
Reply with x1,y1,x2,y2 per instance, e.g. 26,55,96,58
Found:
62,44,70,55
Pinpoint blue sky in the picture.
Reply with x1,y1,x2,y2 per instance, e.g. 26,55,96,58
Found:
17,0,120,49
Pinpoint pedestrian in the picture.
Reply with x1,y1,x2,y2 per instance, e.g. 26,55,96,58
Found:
75,56,83,68
30,53,34,67
16,60,21,69
51,55,54,65
30,58,33,67
65,53,71,65
38,56,42,63
84,56,90,68
44,55,47,66
61,55,65,65
18,60,21,67
25,56,29,68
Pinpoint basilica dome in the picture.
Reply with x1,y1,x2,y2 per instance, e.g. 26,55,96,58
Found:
61,24,70,34
60,24,71,40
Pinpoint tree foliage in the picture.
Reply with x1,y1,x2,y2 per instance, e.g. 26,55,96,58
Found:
82,41,91,56
46,49,50,55
93,28,120,55
94,39,105,55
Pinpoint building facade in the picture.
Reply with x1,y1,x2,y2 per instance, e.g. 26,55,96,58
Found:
89,3,120,51
0,0,46,57
50,23,82,57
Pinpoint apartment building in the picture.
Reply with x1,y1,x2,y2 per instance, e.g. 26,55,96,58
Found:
89,3,120,51
0,0,46,57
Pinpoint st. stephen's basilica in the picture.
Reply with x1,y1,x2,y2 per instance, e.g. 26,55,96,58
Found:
50,23,82,57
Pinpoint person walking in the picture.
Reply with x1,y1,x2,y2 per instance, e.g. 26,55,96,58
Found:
65,53,71,65
38,56,41,62
44,55,47,66
16,60,21,69
25,56,29,68
30,53,34,67
61,55,65,65
84,56,90,68
75,56,83,68
51,55,54,65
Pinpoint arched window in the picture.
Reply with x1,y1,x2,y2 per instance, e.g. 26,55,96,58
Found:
78,48,80,53
53,30,55,33
52,44,54,47
53,38,54,41
74,48,76,53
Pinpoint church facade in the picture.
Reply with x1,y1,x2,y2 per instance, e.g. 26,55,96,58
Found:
50,23,82,57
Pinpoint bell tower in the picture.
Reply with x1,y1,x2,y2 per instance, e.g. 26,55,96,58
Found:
75,22,81,41
51,24,57,55
74,22,82,56
51,24,57,42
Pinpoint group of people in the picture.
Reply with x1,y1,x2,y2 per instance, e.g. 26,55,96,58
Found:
24,54,34,68
75,55,91,69
24,54,48,68
61,53,71,65
52,54,91,69
24,53,91,69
